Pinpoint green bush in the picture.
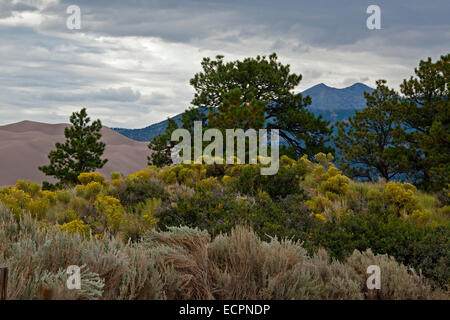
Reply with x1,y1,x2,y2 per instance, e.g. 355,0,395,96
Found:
113,177,169,206
227,163,306,198
156,189,315,242
311,211,450,287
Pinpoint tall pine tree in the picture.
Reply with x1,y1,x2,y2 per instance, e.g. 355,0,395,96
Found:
335,80,409,181
147,118,179,167
398,54,449,191
39,108,107,188
189,53,333,157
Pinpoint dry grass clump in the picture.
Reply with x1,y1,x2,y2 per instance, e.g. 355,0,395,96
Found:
0,204,161,300
143,226,445,300
345,249,446,300
0,205,446,300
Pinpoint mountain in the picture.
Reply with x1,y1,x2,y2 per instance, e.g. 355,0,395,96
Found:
112,82,374,142
0,121,149,186
304,82,373,110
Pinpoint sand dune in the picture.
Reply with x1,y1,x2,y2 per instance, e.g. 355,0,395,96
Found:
0,120,150,186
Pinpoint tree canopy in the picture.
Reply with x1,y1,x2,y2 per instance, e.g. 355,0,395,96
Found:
147,118,179,167
398,54,449,191
190,53,333,157
39,108,107,188
335,80,409,181
335,54,449,191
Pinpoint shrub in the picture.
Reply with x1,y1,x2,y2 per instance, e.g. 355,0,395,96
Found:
94,196,125,233
319,173,350,195
56,190,72,204
227,163,305,198
143,226,441,299
135,198,161,229
157,190,315,243
60,219,91,238
384,182,418,216
110,172,121,180
346,249,437,299
113,177,168,206
0,206,445,300
15,180,41,197
78,172,105,185
311,211,450,287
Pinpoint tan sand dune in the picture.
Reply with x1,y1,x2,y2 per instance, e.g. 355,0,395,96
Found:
0,120,150,186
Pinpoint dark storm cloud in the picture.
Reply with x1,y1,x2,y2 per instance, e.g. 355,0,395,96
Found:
0,0,448,127
42,0,449,49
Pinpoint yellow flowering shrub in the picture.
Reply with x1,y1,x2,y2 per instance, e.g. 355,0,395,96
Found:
408,209,435,226
27,197,49,219
367,188,383,201
127,167,155,181
315,152,334,167
78,172,105,185
178,167,195,185
297,155,313,173
384,182,418,216
327,165,340,178
111,178,124,187
314,213,327,222
56,208,79,224
56,190,71,204
280,155,297,167
41,190,57,205
312,165,328,183
60,219,91,237
157,166,177,184
306,195,331,213
15,180,41,197
94,195,125,232
195,177,219,193
0,186,50,219
135,198,160,229
110,172,121,180
0,187,32,218
76,182,103,200
86,182,102,197
319,174,350,195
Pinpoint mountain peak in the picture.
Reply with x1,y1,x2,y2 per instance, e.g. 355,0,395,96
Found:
347,82,371,89
302,82,374,110
310,82,332,90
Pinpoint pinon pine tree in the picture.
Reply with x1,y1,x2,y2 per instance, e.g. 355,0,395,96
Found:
39,108,108,188
334,80,410,182
189,53,333,158
147,118,179,167
397,54,449,191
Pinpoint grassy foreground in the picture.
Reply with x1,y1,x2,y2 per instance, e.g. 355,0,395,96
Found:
0,153,448,299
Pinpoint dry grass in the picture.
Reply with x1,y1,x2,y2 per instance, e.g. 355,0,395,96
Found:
0,205,447,300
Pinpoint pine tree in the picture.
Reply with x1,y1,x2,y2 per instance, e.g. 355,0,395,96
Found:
147,118,179,167
334,80,409,181
39,108,107,188
397,54,449,191
189,53,333,157
207,88,265,131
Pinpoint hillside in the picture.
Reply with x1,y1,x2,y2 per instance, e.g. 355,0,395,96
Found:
113,83,374,142
0,121,149,186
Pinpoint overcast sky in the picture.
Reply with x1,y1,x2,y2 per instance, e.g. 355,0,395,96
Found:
0,0,448,128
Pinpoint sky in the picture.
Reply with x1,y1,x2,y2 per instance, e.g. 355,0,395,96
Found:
0,0,448,128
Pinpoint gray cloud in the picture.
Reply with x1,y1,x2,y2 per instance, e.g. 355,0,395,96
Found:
0,0,448,128
41,87,141,102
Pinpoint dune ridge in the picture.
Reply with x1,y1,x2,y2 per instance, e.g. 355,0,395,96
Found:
0,120,149,186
